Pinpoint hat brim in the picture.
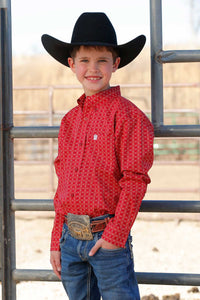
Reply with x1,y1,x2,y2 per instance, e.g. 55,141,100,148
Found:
41,34,146,69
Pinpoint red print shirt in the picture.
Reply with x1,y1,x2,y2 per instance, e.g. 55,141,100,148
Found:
51,86,154,250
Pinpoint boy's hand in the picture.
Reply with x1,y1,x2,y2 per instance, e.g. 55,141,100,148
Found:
89,238,121,256
50,251,61,279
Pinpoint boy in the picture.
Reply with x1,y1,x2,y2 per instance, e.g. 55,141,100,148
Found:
42,12,154,300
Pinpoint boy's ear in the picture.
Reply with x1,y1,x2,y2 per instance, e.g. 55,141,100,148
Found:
113,57,121,73
68,57,76,72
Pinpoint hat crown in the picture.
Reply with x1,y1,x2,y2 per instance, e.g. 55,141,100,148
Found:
71,12,117,46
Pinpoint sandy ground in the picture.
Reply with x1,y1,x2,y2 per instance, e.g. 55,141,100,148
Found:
1,211,199,300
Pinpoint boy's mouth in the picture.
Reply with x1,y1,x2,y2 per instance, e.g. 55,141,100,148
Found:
86,76,102,81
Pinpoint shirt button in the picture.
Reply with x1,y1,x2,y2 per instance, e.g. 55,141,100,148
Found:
75,167,78,172
71,193,74,198
79,142,83,146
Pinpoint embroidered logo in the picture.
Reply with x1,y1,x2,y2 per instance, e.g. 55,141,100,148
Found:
93,134,98,140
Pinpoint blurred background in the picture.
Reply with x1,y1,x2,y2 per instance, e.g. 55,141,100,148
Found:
9,0,200,299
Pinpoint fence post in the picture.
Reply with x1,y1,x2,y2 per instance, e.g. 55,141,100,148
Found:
0,0,16,299
150,0,164,128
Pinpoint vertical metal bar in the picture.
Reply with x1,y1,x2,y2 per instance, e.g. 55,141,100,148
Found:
150,0,164,127
0,3,4,286
0,0,16,299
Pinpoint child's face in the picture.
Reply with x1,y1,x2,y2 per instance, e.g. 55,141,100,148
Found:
68,46,120,97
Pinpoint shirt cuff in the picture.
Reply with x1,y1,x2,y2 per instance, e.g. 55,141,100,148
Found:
102,218,130,248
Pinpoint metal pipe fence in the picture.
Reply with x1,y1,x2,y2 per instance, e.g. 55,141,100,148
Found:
1,0,200,299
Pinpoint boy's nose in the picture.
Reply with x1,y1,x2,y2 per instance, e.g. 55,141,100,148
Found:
89,61,98,72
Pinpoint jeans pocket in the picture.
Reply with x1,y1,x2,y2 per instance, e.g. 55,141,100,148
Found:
59,226,69,247
127,235,134,261
99,247,125,257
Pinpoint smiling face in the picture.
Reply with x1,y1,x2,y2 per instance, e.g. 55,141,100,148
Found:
68,46,120,96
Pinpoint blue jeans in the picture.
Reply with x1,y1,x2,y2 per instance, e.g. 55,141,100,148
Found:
60,219,140,300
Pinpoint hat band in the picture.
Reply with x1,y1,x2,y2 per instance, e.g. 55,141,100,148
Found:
71,40,117,47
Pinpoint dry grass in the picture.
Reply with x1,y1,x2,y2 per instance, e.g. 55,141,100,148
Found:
13,48,200,114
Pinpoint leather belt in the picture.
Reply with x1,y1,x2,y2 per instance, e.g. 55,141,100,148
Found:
64,214,112,240
65,215,111,233
91,217,111,233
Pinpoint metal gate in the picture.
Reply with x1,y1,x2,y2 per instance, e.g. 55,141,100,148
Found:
1,0,200,299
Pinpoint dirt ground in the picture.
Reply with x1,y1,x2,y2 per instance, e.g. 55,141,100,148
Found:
0,211,197,300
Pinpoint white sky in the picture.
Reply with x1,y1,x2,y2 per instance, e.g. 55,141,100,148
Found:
11,0,200,56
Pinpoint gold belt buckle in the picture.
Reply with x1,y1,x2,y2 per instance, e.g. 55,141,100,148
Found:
67,213,93,240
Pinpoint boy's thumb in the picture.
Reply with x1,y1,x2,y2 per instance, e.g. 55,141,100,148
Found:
89,241,101,256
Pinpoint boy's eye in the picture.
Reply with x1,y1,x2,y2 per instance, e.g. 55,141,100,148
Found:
80,59,88,63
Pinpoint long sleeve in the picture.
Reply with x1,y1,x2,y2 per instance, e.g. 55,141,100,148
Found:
102,109,154,247
50,191,65,251
50,116,67,251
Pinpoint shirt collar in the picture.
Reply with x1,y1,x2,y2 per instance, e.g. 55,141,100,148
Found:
77,86,121,109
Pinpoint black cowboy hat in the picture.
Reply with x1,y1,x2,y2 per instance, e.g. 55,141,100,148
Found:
41,12,146,69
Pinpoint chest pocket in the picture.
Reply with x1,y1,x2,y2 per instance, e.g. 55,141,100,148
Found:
86,130,114,156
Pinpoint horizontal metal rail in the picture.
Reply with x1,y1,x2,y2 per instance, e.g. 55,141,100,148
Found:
10,269,200,286
10,126,59,138
12,269,57,282
10,125,200,138
155,125,200,137
11,199,200,213
12,199,53,211
140,200,200,212
136,272,200,286
157,50,200,63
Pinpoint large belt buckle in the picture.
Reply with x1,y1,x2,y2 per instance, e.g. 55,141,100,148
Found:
67,213,93,240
